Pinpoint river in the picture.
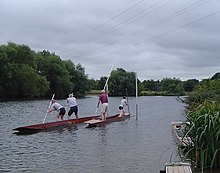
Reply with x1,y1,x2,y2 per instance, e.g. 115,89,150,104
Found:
0,96,189,173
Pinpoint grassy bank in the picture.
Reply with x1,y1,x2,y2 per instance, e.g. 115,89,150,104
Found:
184,101,220,172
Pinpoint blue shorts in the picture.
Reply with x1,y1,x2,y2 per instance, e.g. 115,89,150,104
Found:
68,106,78,116
119,105,123,110
59,107,66,115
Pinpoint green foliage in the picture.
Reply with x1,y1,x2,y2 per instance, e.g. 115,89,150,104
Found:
0,42,89,99
107,68,137,96
6,42,36,68
161,77,185,95
97,76,107,91
35,53,73,98
185,79,220,110
185,101,220,171
141,79,160,91
1,42,219,100
87,68,138,96
211,72,220,80
183,79,199,92
140,91,165,96
71,64,89,97
140,78,189,96
87,78,99,90
0,43,50,99
183,74,220,171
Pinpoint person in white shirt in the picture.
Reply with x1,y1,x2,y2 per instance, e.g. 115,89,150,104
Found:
118,104,125,117
118,96,128,117
48,99,66,121
67,93,78,119
121,96,128,112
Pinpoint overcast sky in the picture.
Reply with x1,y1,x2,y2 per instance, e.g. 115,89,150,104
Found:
1,0,220,81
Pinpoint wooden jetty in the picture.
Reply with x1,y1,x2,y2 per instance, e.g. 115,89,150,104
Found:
160,162,192,173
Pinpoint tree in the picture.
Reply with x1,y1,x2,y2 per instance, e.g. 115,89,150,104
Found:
0,43,50,99
71,64,89,97
210,72,220,80
183,79,199,92
161,77,185,95
87,78,99,90
6,42,36,67
141,79,157,91
185,79,220,110
108,68,136,96
35,52,73,98
97,76,107,90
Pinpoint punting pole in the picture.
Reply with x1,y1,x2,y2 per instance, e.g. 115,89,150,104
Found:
103,65,113,91
126,88,130,114
43,93,55,123
135,73,138,121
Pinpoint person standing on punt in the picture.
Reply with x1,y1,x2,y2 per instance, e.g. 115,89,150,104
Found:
66,93,78,119
121,96,128,113
48,99,66,121
97,90,108,121
118,104,125,117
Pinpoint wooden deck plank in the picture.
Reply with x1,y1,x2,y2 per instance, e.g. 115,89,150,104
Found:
84,119,102,124
166,165,192,173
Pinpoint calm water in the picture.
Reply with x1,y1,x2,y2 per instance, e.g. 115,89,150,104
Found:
0,96,188,173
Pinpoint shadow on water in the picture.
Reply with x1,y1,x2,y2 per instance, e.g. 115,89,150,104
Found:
13,124,79,136
1,96,206,173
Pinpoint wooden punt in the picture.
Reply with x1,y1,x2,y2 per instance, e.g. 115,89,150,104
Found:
84,113,130,128
171,121,194,147
13,115,100,134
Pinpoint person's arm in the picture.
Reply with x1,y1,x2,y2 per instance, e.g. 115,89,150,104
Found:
48,104,55,113
97,100,100,108
48,108,54,113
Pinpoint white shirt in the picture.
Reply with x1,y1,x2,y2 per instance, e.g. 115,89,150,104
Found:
51,102,63,111
121,99,127,107
67,97,77,107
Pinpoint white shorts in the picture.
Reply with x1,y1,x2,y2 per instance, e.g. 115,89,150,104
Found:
101,103,108,113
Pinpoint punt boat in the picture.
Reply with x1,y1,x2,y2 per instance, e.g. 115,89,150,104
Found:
13,115,100,134
171,121,194,147
84,113,130,128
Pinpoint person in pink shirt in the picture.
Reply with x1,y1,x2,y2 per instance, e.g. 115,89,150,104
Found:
97,90,108,121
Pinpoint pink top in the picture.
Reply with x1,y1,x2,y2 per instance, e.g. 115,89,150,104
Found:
99,93,108,104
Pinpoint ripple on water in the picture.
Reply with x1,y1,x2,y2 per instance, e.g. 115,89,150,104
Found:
0,96,187,173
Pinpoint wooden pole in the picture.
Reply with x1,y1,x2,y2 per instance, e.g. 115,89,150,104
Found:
103,65,113,91
126,88,130,114
43,94,55,123
135,73,138,121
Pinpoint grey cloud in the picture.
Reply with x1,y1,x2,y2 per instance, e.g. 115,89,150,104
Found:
0,0,219,81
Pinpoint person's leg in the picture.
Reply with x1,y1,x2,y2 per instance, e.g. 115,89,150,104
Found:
68,107,74,119
100,103,108,121
61,114,64,121
59,108,65,121
101,112,105,121
56,114,61,121
100,104,105,121
73,106,79,119
105,107,108,118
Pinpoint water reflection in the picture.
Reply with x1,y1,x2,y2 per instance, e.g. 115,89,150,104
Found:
1,96,211,172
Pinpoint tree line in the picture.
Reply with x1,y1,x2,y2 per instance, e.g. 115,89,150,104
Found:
90,69,219,97
0,42,89,100
0,42,219,100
